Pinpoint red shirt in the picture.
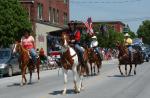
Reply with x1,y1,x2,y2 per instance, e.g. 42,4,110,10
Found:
74,30,81,41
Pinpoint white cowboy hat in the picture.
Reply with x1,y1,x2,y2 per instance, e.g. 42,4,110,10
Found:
124,33,130,37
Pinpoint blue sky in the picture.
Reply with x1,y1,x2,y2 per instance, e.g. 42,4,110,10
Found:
70,0,150,32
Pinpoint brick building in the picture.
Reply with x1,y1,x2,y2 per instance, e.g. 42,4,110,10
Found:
76,21,125,33
20,0,69,55
94,21,125,33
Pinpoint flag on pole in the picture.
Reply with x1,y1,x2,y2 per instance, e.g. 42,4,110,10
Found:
84,17,94,35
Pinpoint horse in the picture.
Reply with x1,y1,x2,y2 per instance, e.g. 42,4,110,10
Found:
85,46,102,76
13,41,40,86
60,32,87,94
116,42,143,76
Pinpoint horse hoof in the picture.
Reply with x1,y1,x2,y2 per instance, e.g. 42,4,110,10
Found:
134,72,136,75
20,83,23,86
74,90,80,93
62,90,66,95
121,73,123,75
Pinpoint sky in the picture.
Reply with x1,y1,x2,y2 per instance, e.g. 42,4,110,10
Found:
70,0,150,32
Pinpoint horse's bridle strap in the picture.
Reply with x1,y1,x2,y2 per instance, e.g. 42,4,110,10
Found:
71,53,77,58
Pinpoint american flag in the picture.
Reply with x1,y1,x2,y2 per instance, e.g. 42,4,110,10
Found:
84,17,94,35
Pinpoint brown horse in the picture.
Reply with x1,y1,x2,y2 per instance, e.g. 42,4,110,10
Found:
116,42,143,76
60,32,88,94
13,42,40,86
85,47,102,75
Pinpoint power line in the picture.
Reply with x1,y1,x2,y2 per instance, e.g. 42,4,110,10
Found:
70,0,142,4
95,17,150,22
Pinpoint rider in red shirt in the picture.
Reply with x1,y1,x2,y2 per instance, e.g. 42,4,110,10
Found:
68,21,84,63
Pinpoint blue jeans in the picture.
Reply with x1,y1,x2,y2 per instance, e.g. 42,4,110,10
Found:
128,45,133,60
94,47,103,60
128,45,132,52
75,43,84,61
29,48,38,63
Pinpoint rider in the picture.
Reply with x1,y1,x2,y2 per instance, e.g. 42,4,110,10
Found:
21,29,38,63
88,32,103,60
124,33,133,61
39,48,47,63
68,21,84,63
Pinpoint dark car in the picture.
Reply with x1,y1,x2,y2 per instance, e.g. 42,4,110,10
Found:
0,48,21,77
141,46,149,62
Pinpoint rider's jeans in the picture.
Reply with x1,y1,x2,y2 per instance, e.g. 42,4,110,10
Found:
128,45,132,52
29,48,37,63
75,44,84,54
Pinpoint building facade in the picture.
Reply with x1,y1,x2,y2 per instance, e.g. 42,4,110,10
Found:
76,21,125,33
20,0,69,55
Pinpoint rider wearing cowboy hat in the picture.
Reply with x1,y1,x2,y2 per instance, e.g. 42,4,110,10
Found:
124,33,133,61
68,21,84,64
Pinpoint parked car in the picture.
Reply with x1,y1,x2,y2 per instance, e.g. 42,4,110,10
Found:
141,46,149,62
0,48,21,77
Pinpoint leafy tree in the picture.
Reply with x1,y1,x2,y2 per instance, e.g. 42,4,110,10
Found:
0,0,31,47
137,20,150,45
81,24,124,48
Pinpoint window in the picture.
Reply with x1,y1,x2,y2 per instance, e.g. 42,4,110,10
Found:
49,7,51,22
56,9,59,23
37,3,43,20
63,12,68,25
52,8,56,23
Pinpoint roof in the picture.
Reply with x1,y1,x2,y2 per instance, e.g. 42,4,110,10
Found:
93,21,125,26
74,20,125,26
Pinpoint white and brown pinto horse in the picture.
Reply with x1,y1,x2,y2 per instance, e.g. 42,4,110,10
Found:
60,32,84,94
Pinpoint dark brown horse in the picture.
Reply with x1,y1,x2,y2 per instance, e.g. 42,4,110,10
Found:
60,32,88,94
85,47,102,75
116,42,143,76
13,42,40,86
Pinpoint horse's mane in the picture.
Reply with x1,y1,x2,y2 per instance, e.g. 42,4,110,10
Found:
117,43,128,57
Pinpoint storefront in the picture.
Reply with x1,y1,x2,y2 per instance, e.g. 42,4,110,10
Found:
35,23,62,56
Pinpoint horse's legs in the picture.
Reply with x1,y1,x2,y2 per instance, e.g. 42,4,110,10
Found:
134,64,137,75
85,62,89,76
93,65,96,75
72,66,80,93
28,63,32,84
128,64,132,76
125,64,127,76
21,65,27,86
78,66,85,92
118,65,123,75
62,68,68,95
36,58,40,80
90,63,93,76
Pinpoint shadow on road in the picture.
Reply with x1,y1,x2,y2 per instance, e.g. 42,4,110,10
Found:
108,74,134,77
49,89,77,95
7,82,38,87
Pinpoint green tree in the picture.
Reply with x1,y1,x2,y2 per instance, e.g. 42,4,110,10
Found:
137,20,150,45
0,0,31,47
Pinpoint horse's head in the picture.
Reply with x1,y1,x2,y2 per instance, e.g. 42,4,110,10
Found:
61,32,70,48
115,41,128,57
13,41,22,54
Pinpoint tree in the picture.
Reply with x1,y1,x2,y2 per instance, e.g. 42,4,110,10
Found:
137,20,150,45
0,0,31,47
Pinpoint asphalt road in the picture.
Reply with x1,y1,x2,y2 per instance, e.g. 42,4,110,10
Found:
0,59,150,98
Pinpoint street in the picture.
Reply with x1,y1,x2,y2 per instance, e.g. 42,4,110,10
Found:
0,59,150,98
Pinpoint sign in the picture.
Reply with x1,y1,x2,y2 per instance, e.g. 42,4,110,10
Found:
38,34,44,42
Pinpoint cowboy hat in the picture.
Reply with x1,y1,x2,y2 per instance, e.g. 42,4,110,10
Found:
124,33,130,37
